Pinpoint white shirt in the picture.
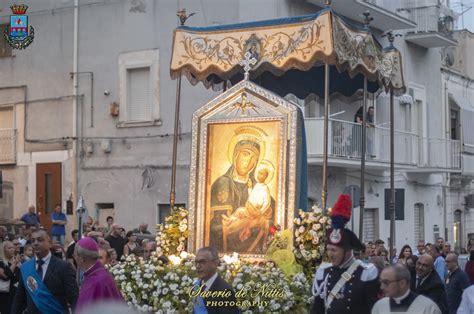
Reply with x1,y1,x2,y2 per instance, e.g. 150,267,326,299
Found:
457,285,474,314
35,252,52,281
203,272,218,292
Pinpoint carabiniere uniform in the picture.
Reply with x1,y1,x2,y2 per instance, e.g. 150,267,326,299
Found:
311,194,380,314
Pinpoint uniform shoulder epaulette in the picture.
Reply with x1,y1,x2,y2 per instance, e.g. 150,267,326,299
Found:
360,262,378,281
315,262,332,280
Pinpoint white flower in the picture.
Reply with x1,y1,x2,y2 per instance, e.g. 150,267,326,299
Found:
162,287,169,295
312,205,322,214
179,225,187,232
295,218,301,225
298,226,305,233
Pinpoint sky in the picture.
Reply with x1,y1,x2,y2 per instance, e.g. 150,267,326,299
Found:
451,0,474,32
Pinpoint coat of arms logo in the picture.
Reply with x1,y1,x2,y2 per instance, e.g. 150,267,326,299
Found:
3,4,35,49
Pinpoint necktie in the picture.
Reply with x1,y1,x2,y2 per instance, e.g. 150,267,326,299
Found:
36,259,45,280
415,277,421,289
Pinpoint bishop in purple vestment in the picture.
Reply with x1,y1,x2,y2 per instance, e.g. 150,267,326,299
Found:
74,237,124,313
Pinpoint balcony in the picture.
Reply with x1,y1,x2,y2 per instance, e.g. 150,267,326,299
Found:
307,0,416,31
401,2,457,48
0,128,16,165
305,118,461,171
419,137,461,170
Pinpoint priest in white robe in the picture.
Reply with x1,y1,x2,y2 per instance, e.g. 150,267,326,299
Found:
372,264,441,314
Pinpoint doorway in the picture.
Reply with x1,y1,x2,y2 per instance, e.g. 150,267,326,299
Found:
36,163,62,233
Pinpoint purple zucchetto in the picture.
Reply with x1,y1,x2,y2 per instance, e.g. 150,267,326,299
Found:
77,237,99,252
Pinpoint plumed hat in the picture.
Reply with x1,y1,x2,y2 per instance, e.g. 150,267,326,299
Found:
326,194,364,250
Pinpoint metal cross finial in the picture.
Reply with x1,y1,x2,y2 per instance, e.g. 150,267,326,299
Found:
383,30,402,48
177,9,196,26
239,51,257,80
325,0,332,6
362,11,373,29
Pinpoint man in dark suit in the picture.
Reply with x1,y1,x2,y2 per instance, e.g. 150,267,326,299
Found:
193,246,239,314
411,254,448,314
11,230,79,313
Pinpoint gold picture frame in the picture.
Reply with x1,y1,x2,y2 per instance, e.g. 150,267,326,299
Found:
188,80,300,258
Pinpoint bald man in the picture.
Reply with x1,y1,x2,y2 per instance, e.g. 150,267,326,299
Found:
372,264,441,313
445,253,470,314
411,254,448,314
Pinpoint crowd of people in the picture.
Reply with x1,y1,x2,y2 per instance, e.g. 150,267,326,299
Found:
352,237,474,314
2,202,474,313
311,194,474,314
0,205,157,313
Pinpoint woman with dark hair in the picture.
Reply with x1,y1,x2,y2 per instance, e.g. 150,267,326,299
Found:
465,250,474,284
397,244,413,266
123,231,137,257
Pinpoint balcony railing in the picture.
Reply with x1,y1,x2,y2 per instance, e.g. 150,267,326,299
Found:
305,118,461,169
419,137,461,169
0,128,16,164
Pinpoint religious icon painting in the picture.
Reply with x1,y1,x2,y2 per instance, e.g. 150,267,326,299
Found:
188,80,304,258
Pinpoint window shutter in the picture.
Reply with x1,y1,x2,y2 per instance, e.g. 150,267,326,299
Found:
127,67,151,121
414,203,424,243
364,208,376,242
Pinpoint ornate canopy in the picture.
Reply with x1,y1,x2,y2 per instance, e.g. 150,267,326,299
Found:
170,8,405,98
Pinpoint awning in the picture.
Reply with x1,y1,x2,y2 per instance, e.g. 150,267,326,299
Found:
449,93,474,148
170,8,406,99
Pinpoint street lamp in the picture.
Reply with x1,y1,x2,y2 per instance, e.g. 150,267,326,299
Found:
76,195,88,239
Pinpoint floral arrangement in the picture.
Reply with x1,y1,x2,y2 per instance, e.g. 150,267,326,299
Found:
155,207,189,256
293,206,331,277
110,252,195,313
109,252,311,313
109,206,330,312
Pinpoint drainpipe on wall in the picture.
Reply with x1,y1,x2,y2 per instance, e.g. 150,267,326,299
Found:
72,0,79,208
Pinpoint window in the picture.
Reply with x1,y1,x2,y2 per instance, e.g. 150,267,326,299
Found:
453,210,462,252
0,107,14,128
95,203,115,227
0,24,13,58
414,203,425,243
127,67,151,121
118,49,160,127
363,208,379,242
450,109,459,140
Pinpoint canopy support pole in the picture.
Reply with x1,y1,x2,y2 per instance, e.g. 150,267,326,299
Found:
170,9,194,209
322,64,330,214
170,74,182,209
389,88,396,261
359,10,373,242
359,78,368,241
